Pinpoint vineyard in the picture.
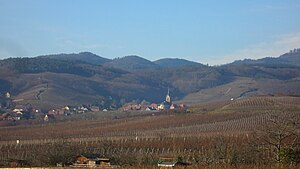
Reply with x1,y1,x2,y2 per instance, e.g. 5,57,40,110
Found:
222,96,300,111
0,96,299,168
0,111,277,141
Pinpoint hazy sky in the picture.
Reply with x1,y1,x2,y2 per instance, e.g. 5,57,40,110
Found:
0,0,300,65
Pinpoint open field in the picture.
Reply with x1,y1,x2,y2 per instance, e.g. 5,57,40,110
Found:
0,96,299,168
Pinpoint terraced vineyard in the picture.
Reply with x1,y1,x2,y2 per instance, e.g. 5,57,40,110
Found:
0,111,274,142
0,96,299,168
1,96,299,141
217,96,300,111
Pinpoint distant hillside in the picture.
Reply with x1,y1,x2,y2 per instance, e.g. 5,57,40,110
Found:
189,95,300,114
140,65,233,95
0,79,11,94
231,48,300,66
154,58,201,68
278,49,300,66
0,57,97,77
38,52,111,65
179,77,300,105
0,49,300,109
219,64,300,80
0,57,167,108
104,55,159,71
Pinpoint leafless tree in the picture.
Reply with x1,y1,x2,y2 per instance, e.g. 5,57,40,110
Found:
255,111,300,164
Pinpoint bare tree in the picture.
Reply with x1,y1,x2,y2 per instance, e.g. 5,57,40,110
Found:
255,112,299,164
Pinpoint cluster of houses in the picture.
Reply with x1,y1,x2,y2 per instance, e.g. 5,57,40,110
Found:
47,105,112,115
0,91,117,123
0,92,26,122
70,155,115,168
0,107,38,122
1,90,188,124
122,90,186,111
8,155,190,168
45,90,187,119
44,105,110,121
0,103,111,123
71,155,190,168
47,105,90,116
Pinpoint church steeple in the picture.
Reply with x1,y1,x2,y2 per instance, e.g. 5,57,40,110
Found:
5,92,11,98
166,88,171,103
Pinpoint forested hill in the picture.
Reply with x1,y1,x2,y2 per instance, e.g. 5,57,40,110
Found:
231,48,300,67
0,57,168,108
0,49,299,108
36,53,205,71
154,58,201,68
103,55,160,71
38,52,111,65
0,57,98,77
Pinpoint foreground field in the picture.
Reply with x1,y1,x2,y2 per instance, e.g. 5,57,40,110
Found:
0,96,299,168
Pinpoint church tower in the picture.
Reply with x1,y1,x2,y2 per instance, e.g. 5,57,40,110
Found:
5,92,11,98
166,88,171,103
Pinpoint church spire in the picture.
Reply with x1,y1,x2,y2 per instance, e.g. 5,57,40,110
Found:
166,88,171,103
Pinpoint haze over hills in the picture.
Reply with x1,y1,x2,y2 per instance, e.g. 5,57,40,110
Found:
0,49,300,109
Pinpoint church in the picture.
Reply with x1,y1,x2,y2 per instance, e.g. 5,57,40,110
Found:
158,89,172,110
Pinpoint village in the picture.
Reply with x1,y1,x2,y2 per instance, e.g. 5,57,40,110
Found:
0,91,192,168
75,156,190,168
6,154,191,168
121,90,186,111
0,90,187,124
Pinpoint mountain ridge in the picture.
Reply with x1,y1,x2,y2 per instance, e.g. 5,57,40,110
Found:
0,49,300,109
231,48,300,67
154,58,202,68
38,52,111,65
103,55,160,71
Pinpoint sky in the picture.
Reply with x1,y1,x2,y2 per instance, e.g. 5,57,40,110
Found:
0,0,300,65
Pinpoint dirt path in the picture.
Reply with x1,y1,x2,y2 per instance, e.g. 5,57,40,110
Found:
35,83,49,100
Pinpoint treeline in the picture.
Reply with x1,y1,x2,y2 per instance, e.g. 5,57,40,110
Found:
219,64,300,80
0,58,96,77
